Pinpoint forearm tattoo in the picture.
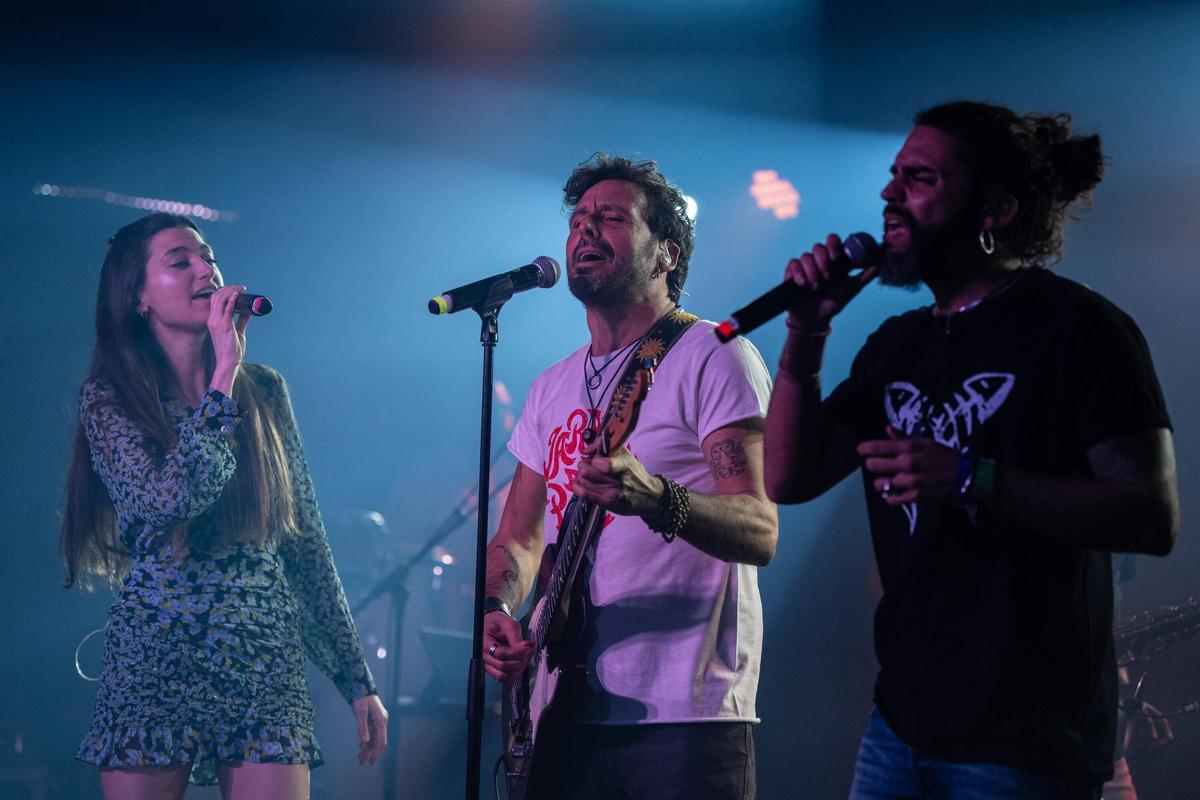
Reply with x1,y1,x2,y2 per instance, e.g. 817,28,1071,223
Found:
495,544,521,587
708,438,749,480
499,544,518,582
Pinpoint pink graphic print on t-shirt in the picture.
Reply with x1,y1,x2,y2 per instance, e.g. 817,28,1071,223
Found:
543,407,616,532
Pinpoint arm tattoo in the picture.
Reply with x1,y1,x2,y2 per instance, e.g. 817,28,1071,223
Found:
496,544,521,586
708,438,748,480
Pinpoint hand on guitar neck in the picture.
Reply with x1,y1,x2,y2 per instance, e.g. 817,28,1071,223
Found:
570,439,664,519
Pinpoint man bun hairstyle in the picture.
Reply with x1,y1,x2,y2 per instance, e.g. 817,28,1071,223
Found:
1035,115,1106,204
916,101,1106,266
563,153,694,303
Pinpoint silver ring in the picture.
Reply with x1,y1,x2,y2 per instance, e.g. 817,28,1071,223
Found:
488,643,498,657
881,480,892,497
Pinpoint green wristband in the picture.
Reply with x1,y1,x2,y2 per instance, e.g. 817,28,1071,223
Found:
971,458,998,506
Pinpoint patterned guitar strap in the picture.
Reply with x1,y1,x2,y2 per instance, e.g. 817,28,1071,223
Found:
593,305,700,475
573,307,699,659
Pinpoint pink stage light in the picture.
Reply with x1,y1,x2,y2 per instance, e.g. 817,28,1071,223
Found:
749,170,801,220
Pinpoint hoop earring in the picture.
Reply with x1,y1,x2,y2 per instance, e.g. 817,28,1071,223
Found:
979,229,996,255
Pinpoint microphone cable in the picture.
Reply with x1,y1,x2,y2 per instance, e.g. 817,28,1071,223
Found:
74,625,107,681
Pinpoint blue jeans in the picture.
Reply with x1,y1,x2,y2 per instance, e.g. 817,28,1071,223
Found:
849,708,1101,800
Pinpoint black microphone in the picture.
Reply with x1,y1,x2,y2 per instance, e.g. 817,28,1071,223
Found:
428,257,561,315
714,232,880,343
234,293,273,316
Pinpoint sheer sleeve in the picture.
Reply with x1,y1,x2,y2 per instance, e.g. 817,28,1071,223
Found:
263,367,377,704
81,378,242,550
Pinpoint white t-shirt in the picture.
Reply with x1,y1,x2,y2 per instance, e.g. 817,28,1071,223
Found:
508,320,772,724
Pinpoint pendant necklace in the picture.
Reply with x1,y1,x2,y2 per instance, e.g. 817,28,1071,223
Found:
582,337,642,438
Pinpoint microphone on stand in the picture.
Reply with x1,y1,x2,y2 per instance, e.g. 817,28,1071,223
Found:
714,232,881,343
428,257,560,315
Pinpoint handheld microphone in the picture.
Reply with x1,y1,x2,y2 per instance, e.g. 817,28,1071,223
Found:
428,257,561,315
235,293,273,316
714,233,880,343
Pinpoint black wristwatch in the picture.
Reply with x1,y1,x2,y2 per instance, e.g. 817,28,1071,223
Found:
483,596,513,617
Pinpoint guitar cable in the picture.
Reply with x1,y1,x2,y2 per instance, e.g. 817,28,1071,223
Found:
493,754,506,800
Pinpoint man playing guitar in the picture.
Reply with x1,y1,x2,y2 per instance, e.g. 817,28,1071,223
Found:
481,154,777,800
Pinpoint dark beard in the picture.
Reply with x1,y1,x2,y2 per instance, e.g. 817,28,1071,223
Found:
567,269,636,307
567,240,658,308
878,246,923,289
878,219,984,289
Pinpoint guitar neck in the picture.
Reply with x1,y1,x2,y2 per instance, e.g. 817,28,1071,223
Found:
526,364,652,653
1113,599,1200,664
530,497,603,650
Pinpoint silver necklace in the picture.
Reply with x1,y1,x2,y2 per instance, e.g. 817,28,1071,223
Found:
584,338,640,390
931,269,1026,317
582,338,642,436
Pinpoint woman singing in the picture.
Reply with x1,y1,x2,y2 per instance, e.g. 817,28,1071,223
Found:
61,213,387,799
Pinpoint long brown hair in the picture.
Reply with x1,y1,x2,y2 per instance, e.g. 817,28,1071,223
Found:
61,213,297,589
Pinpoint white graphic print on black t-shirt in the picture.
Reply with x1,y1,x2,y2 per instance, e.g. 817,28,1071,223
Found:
883,372,1015,533
824,269,1174,785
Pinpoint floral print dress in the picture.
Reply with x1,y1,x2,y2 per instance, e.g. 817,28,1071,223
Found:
75,364,375,784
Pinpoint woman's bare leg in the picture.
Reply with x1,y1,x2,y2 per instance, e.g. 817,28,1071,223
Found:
100,765,191,800
218,762,309,800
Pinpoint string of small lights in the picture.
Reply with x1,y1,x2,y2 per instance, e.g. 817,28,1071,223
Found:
33,183,238,222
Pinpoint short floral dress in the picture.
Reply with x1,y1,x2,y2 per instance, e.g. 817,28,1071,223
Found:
75,364,375,784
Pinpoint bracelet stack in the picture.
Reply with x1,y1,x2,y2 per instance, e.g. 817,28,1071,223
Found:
646,475,690,543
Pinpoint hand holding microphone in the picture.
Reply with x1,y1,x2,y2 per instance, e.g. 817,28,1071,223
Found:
783,233,880,331
207,285,253,396
715,232,880,342
205,287,272,397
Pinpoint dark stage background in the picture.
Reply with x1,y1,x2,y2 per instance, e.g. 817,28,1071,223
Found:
2,1,1197,797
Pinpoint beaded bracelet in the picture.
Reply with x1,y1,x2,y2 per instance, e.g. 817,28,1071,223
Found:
647,475,690,543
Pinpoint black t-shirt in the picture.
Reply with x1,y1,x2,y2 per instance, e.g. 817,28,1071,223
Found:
826,268,1171,785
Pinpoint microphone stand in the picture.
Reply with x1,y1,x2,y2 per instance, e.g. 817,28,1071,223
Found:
349,447,511,800
465,278,519,800
361,267,521,800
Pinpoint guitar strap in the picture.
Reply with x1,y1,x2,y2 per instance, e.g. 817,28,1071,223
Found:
601,306,699,420
572,307,699,659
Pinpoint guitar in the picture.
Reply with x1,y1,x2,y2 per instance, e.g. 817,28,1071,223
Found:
1114,596,1200,667
502,362,654,799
